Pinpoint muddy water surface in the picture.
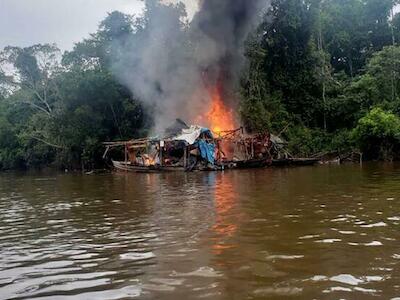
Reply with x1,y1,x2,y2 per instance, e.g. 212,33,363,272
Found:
1,163,400,299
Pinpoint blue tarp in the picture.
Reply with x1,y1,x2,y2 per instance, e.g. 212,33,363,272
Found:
170,126,216,165
198,128,215,165
198,140,216,165
200,128,213,138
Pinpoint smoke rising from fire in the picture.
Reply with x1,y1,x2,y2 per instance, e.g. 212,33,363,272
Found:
112,0,269,133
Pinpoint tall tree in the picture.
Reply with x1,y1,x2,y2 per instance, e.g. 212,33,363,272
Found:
0,44,62,116
321,0,397,77
242,0,322,129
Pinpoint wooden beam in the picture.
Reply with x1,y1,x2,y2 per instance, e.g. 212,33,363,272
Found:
124,144,128,172
102,146,110,159
159,141,163,166
184,147,187,168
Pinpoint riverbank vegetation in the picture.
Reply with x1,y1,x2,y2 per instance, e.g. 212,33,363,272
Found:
1,0,400,170
241,0,400,161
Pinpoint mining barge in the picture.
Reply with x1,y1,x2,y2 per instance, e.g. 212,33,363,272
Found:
103,121,318,173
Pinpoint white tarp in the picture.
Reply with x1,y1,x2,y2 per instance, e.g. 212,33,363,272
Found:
172,125,204,145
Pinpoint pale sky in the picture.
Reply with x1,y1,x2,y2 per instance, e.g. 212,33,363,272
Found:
0,0,145,51
0,0,199,51
1,1,397,52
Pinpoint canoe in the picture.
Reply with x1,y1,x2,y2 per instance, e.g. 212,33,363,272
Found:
112,160,185,173
272,158,320,166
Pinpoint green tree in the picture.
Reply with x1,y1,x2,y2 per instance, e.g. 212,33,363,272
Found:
321,0,396,77
241,0,322,130
350,46,400,111
353,107,400,160
0,102,25,170
0,44,62,116
62,11,135,71
0,12,147,170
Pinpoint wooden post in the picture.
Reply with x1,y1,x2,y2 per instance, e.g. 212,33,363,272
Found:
251,139,255,159
124,143,128,172
159,141,163,166
184,146,187,168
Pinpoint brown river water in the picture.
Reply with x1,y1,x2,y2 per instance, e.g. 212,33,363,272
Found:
0,163,400,300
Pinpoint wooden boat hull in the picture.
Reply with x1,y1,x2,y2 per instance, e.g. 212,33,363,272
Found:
234,159,271,169
112,161,185,173
112,157,320,173
272,158,320,166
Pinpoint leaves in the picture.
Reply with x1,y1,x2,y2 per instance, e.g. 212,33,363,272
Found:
0,13,147,170
1,0,400,169
352,107,400,160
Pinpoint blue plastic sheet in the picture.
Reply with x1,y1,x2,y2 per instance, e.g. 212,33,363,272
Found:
198,140,215,165
200,128,213,138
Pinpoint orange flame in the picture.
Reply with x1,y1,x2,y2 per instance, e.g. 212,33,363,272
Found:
204,86,236,135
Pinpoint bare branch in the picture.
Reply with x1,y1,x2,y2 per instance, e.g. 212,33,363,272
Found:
21,100,51,116
28,135,64,149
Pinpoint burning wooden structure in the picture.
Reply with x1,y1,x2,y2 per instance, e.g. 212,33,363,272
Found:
103,123,277,172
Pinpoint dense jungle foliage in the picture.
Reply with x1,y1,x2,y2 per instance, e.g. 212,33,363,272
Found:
1,0,400,170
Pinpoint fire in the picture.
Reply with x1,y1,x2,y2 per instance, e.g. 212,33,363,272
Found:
193,84,237,159
204,86,236,135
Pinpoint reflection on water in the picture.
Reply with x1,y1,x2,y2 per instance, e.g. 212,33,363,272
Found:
0,163,400,299
211,172,239,255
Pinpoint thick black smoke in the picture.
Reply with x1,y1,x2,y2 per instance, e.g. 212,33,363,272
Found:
112,0,269,132
191,0,267,106
194,1,264,67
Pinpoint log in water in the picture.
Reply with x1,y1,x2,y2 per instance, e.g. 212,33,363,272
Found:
0,163,400,299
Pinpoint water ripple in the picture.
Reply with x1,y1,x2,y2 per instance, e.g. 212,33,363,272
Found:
1,165,400,299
